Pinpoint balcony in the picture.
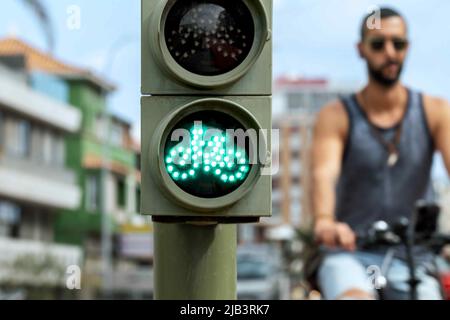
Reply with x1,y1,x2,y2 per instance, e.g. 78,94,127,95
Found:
0,155,80,209
0,238,82,287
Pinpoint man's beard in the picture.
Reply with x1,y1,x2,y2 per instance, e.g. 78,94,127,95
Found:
367,61,404,87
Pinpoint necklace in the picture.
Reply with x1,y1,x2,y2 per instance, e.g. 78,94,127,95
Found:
359,91,406,167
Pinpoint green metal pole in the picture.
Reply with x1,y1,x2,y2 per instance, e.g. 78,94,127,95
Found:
154,222,237,300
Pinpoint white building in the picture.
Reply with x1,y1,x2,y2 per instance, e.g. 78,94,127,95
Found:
0,63,82,298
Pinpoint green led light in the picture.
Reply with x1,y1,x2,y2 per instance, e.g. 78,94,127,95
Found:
165,123,251,189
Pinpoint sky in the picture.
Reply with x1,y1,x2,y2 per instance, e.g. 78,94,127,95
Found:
0,0,449,179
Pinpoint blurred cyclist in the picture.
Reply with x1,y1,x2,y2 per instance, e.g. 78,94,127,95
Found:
312,7,450,300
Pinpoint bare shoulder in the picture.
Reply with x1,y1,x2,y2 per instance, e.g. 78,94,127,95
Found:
422,94,450,134
314,100,349,138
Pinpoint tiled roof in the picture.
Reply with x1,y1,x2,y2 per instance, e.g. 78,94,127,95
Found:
0,37,115,91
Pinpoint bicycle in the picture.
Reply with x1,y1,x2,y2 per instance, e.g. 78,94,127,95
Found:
303,201,450,300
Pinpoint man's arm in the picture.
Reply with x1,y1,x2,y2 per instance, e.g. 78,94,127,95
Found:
426,96,450,175
436,101,450,175
311,101,356,251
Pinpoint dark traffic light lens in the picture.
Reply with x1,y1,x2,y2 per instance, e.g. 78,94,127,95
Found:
164,111,252,198
164,0,255,76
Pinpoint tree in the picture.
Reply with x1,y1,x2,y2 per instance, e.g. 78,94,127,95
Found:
19,0,54,51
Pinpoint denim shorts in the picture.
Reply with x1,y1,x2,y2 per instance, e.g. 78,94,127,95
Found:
317,249,442,300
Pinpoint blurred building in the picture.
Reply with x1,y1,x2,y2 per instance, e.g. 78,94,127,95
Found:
239,76,358,244
0,59,82,298
0,38,151,299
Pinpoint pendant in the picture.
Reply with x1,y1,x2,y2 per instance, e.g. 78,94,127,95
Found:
387,151,399,167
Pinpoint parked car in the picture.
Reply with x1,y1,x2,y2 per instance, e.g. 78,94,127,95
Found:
436,256,450,300
236,244,284,300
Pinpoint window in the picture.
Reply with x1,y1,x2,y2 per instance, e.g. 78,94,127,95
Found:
117,177,126,209
52,134,65,167
0,201,21,238
86,174,100,212
136,187,141,213
5,117,30,158
0,111,4,152
110,123,124,147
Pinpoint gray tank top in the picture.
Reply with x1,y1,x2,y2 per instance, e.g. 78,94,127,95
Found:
336,89,435,234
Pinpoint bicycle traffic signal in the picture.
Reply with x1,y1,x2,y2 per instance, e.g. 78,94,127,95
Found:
141,0,272,222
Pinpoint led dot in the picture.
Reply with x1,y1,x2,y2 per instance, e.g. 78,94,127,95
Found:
198,151,203,156
200,141,206,147
236,152,242,158
213,147,219,153
183,154,189,160
211,162,217,167
204,159,211,165
192,129,198,135
192,155,198,161
228,150,234,155
239,158,246,164
170,150,176,156
215,169,221,175
208,141,214,147
181,173,188,180
173,172,180,179
166,157,173,164
214,136,219,142
215,156,221,161
189,170,195,176
193,146,199,152
180,160,186,166
204,166,211,172
219,162,225,168
236,173,243,179
193,163,199,169
220,137,226,142
178,147,184,152
221,174,228,182
229,176,235,182
227,163,233,168
198,129,204,135
220,150,225,155
193,135,199,141
204,154,210,159
167,166,174,173
224,156,230,162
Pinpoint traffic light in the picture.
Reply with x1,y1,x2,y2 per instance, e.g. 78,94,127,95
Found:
141,0,272,222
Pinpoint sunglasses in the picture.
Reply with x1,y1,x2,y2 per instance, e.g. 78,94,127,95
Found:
368,37,409,52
